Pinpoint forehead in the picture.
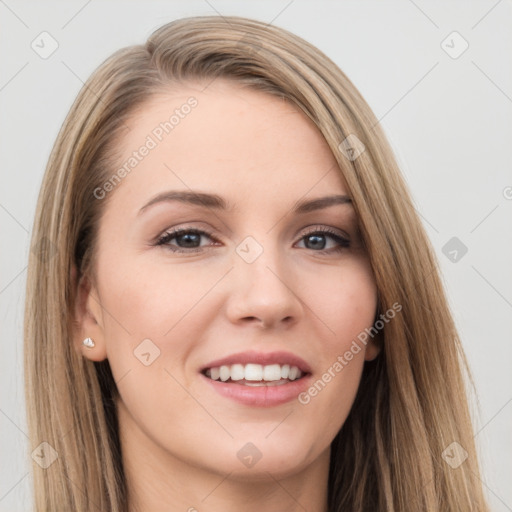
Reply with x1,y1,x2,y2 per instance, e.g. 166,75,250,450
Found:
108,79,349,209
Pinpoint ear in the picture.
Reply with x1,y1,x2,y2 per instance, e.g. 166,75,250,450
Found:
364,304,384,362
364,336,381,361
364,340,380,361
72,265,108,362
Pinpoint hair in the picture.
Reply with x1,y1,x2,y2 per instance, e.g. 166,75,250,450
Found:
24,15,489,512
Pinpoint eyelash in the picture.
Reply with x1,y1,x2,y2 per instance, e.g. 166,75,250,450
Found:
155,226,350,255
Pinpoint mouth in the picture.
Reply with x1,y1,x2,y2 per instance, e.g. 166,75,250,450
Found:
200,351,312,407
202,363,306,387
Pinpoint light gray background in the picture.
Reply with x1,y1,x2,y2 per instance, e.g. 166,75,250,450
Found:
1,1,511,510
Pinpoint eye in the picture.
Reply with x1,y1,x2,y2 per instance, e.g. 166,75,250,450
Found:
154,226,350,254
155,228,217,253
295,227,350,253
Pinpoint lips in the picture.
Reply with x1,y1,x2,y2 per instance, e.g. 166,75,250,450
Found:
200,351,312,406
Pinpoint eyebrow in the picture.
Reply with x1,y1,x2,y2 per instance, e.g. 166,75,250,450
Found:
292,194,352,213
138,190,352,215
139,191,229,215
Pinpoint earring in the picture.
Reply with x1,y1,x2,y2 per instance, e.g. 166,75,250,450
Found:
82,337,95,348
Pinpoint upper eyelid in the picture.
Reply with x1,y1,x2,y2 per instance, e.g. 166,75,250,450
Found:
157,225,349,246
156,227,217,243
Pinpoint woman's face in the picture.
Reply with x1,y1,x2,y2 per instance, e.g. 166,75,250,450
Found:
79,79,378,480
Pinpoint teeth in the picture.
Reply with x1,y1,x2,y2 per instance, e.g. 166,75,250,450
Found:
205,363,304,383
219,365,230,382
263,364,281,381
245,363,263,381
231,364,245,381
288,366,299,380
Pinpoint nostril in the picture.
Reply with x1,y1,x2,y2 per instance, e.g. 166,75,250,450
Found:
241,315,296,328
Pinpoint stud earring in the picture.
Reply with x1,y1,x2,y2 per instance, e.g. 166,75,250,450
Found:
82,337,95,348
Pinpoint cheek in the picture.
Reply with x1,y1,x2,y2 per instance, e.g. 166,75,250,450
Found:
95,253,230,391
98,254,222,340
307,256,377,345
95,258,215,440
296,258,377,427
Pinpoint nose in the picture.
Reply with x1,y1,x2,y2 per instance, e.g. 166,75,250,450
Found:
225,244,304,329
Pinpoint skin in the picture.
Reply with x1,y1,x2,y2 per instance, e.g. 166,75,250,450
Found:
75,79,379,512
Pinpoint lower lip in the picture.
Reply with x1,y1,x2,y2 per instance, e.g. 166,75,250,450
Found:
201,374,312,407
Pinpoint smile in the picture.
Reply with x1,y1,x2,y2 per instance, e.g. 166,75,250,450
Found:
204,363,304,386
200,351,311,406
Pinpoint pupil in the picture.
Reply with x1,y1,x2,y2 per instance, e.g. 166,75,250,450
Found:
178,233,200,247
306,234,326,250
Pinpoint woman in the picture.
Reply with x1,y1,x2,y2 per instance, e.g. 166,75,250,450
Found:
24,15,489,511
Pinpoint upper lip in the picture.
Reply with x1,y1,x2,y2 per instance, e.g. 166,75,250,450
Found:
201,350,312,374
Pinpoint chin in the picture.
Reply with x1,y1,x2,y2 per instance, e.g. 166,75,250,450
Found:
197,431,328,480
222,452,320,482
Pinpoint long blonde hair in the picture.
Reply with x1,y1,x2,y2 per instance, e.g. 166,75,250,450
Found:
24,15,489,511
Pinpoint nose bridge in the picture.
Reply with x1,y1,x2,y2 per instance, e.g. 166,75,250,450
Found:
235,233,286,285
227,234,302,326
